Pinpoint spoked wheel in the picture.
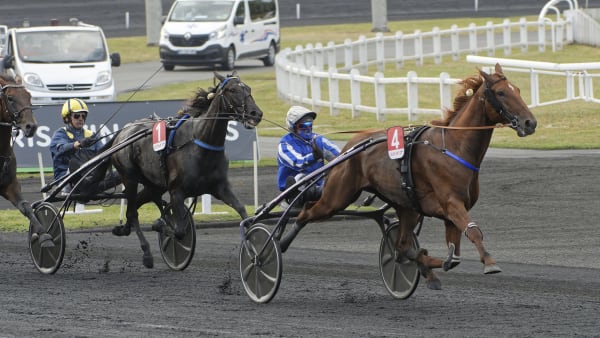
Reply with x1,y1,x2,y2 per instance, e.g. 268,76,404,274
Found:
239,223,282,303
379,221,420,299
29,202,66,274
157,204,196,271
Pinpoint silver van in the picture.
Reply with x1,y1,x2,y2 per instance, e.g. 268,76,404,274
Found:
159,0,280,71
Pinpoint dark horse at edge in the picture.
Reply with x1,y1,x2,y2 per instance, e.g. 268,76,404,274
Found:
107,71,263,268
280,63,537,289
0,74,53,247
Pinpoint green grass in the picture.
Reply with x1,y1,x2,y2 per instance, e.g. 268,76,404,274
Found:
2,16,599,232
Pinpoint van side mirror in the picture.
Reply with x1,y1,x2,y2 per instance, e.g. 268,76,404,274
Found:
3,55,14,69
233,16,244,26
110,52,121,67
161,15,166,25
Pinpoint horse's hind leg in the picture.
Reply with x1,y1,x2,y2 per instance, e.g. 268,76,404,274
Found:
279,176,361,253
396,210,444,290
112,181,153,268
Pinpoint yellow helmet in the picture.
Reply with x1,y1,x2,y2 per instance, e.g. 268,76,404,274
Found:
61,98,88,119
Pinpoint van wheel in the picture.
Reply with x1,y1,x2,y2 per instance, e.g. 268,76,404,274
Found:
262,42,276,67
222,47,235,70
163,63,175,71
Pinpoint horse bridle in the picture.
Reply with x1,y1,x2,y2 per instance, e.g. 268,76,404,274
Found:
217,77,253,123
0,83,32,128
482,76,519,129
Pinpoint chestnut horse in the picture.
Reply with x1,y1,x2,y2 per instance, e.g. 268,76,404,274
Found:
280,63,537,289
0,75,53,247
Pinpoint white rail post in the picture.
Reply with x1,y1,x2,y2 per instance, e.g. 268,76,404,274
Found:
433,27,441,64
450,25,459,61
486,21,495,56
407,71,418,121
439,72,452,113
414,30,423,66
468,23,477,54
350,68,361,118
328,67,340,116
503,19,512,55
520,18,529,53
374,72,386,122
395,31,404,69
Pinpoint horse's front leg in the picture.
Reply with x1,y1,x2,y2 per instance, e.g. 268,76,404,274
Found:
211,181,247,219
446,201,501,274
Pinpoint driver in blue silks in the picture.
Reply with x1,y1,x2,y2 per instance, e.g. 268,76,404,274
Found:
277,106,340,206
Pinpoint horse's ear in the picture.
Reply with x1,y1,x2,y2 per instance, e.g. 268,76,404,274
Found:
478,67,493,85
214,72,225,83
231,70,239,78
494,63,504,76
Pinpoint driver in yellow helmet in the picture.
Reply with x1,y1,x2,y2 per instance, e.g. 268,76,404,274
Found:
49,98,120,195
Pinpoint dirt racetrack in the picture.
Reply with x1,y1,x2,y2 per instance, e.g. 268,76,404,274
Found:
0,150,599,337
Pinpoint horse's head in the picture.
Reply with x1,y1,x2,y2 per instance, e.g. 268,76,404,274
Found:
213,71,263,129
0,74,38,137
478,63,537,137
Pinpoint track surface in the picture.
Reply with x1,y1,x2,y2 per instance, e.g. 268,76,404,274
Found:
1,152,599,337
2,1,600,336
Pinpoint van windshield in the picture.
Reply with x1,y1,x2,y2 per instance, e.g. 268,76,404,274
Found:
169,1,234,22
16,30,107,63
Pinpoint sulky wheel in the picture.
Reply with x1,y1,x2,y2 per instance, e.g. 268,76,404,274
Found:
158,205,196,271
29,202,66,274
379,221,420,299
239,223,282,304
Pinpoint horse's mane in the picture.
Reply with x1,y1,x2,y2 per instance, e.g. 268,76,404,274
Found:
179,86,217,118
431,73,484,126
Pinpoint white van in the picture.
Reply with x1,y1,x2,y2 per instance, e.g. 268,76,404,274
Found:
159,0,280,71
2,21,120,105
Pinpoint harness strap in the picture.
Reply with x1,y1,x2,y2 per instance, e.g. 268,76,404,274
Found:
399,126,429,214
442,149,480,172
193,139,225,151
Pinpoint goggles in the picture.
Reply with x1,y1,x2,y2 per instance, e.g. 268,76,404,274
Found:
72,112,87,120
296,121,313,130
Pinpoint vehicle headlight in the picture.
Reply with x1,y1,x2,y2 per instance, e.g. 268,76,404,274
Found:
209,25,227,40
96,70,112,87
160,30,169,43
23,73,43,88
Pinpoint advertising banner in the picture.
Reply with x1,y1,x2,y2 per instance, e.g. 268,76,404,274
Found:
13,100,259,169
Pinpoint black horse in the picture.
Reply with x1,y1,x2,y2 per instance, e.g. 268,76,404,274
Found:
108,71,263,268
0,74,53,247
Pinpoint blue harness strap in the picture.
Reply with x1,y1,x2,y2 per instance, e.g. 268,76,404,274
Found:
167,114,190,152
442,149,480,172
193,139,225,151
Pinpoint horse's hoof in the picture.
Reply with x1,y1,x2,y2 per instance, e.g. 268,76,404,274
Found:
39,233,55,248
443,243,461,271
143,255,154,269
484,264,502,274
112,225,131,237
174,229,186,240
31,233,55,248
426,279,442,290
151,218,166,232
